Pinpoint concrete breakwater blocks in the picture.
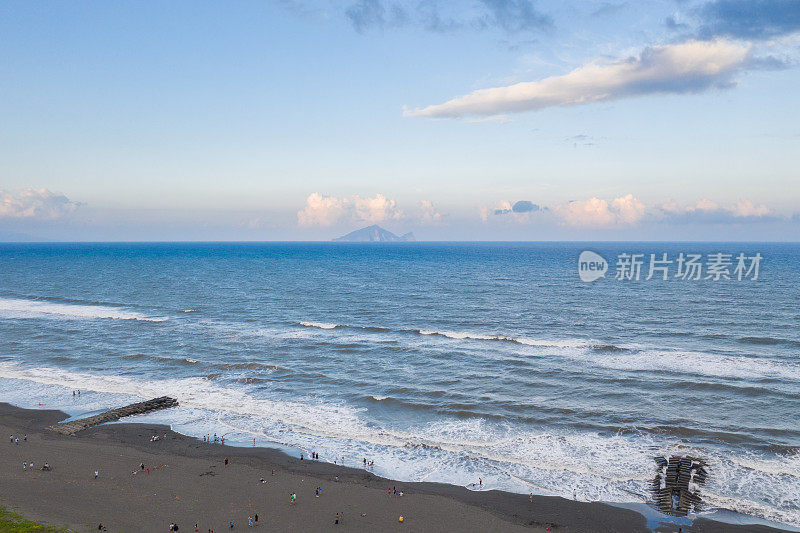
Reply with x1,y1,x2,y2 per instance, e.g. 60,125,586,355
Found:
651,455,708,516
49,396,179,436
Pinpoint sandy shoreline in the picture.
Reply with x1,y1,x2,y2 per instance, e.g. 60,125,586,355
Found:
0,403,789,532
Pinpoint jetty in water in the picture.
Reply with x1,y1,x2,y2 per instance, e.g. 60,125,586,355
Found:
651,455,708,516
50,396,178,436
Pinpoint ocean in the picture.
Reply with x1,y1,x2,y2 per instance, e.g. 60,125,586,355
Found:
1,242,798,527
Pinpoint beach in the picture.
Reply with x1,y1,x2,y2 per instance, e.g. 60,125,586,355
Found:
0,403,788,533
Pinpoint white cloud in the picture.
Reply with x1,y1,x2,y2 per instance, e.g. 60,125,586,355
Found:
297,193,346,227
729,199,771,218
351,194,403,223
693,198,721,212
611,193,647,224
297,193,403,227
552,195,772,228
659,198,772,219
479,200,511,221
554,197,625,227
0,188,79,220
418,200,443,225
405,39,751,118
298,194,447,227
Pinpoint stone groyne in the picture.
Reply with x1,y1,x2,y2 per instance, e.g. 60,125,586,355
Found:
50,396,178,435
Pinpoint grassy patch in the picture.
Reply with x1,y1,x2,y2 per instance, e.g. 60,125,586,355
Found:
0,506,70,533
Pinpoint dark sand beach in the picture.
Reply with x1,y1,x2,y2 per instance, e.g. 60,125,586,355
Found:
0,403,789,532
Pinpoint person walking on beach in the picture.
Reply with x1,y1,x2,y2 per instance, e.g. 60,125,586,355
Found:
248,516,253,527
334,513,339,525
224,457,229,466
94,470,99,479
254,514,258,525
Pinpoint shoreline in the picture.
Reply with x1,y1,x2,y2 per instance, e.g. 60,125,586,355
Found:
0,403,791,532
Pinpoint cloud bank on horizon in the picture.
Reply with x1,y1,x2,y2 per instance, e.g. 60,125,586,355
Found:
479,194,774,228
298,191,776,231
0,186,790,241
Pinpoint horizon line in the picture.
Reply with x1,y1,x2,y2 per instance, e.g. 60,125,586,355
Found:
1,240,798,245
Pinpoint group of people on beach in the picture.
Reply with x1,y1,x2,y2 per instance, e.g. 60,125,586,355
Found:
21,460,51,471
298,451,376,472
13,434,52,471
203,433,225,445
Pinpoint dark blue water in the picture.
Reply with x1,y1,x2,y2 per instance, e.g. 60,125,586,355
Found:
0,242,798,526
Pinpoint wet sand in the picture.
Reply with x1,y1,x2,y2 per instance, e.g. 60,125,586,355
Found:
0,403,788,532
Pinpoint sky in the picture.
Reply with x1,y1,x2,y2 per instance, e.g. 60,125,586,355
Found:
1,0,799,241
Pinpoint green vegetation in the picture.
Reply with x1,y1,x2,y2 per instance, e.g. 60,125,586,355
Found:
0,507,70,533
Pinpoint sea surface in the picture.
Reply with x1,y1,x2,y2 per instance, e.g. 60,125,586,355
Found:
0,242,798,527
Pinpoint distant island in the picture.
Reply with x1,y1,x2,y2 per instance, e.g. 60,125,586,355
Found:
333,225,415,242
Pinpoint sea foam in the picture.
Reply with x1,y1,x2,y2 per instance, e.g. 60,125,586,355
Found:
1,361,798,527
0,297,167,322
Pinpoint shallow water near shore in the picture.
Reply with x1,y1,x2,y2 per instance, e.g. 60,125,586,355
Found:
1,242,798,527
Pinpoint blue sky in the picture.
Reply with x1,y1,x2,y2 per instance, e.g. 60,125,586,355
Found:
1,0,799,240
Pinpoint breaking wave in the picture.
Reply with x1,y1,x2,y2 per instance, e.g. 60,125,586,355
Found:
297,320,608,350
416,329,598,349
0,297,167,322
299,321,339,329
1,361,798,527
